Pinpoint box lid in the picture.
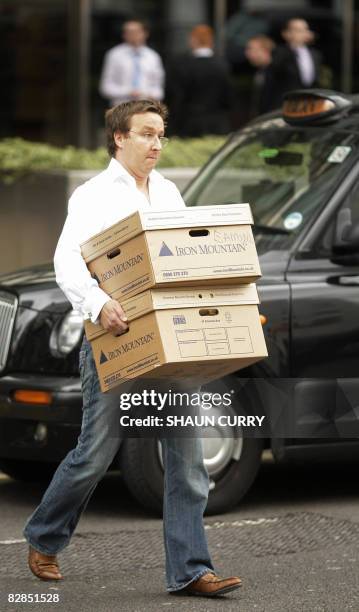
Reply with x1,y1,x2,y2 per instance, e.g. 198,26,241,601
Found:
81,204,254,263
84,284,259,341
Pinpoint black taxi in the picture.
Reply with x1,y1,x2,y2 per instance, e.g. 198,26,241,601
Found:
1,89,359,514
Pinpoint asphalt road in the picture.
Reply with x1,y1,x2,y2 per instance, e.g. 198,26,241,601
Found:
1,454,359,612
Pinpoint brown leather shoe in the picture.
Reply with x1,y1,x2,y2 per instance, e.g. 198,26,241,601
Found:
185,572,242,597
28,546,63,581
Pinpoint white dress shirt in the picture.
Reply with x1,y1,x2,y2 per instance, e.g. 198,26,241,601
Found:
54,158,185,323
295,45,315,86
99,43,165,105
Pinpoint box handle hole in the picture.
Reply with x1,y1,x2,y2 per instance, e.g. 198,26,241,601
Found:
189,229,209,237
115,326,130,337
107,247,121,259
199,308,219,316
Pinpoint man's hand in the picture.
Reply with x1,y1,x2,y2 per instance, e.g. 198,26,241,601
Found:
100,299,128,335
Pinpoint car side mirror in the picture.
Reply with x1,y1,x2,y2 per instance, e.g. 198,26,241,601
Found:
331,208,359,265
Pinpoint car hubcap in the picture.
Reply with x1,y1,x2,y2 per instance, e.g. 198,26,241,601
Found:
202,434,243,478
157,403,243,483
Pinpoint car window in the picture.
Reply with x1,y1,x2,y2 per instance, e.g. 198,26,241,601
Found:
313,169,359,258
184,128,359,253
344,181,359,226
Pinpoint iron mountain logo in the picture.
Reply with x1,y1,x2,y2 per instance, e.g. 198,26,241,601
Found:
159,242,174,256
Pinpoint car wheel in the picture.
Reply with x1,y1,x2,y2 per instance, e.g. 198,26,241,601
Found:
0,459,57,483
121,432,263,516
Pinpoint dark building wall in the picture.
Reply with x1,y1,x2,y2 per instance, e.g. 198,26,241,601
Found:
0,1,69,143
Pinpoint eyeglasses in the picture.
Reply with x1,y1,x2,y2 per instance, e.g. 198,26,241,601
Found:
128,130,169,148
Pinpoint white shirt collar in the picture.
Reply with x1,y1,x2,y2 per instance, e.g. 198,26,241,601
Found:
122,43,146,54
106,157,163,186
193,48,214,58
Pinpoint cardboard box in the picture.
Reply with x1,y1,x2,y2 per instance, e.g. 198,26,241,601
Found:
86,285,268,393
81,204,261,301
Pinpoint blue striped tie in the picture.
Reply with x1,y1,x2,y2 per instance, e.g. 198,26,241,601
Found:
132,49,141,90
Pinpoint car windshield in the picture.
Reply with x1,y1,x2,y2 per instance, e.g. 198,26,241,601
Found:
184,125,358,252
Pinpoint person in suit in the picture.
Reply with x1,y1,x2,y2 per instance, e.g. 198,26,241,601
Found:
245,35,276,116
167,25,234,137
269,18,321,109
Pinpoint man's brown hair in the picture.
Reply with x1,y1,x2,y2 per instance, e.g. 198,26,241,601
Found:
190,24,213,47
105,99,168,157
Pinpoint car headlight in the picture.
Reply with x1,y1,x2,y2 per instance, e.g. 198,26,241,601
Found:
50,310,83,357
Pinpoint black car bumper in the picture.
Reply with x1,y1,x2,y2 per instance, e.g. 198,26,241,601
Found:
0,373,82,462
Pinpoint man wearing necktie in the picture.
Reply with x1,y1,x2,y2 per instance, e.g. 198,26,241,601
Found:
99,20,165,106
131,47,142,97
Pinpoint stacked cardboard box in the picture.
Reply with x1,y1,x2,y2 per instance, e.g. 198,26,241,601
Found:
81,204,267,392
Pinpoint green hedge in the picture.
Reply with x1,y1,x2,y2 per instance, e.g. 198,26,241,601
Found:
0,136,226,183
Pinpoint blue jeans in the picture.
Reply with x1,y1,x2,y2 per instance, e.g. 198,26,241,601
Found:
24,338,215,591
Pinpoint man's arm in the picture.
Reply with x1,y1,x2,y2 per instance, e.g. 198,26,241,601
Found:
54,188,112,324
55,188,129,334
99,48,133,102
269,46,288,75
145,52,165,100
165,55,188,133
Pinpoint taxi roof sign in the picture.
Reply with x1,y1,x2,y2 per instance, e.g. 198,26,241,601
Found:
282,89,352,126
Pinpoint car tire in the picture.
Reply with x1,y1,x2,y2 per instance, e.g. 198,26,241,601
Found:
0,458,57,483
120,435,263,516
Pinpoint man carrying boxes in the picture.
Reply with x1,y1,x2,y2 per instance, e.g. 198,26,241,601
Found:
23,99,244,597
80,194,266,394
